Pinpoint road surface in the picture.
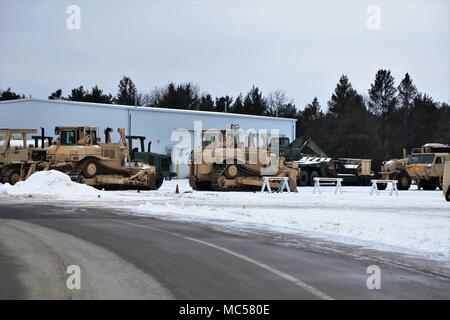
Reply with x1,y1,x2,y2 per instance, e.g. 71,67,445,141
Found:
0,204,449,299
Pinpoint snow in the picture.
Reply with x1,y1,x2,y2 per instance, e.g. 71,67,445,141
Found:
1,172,449,264
0,170,105,199
157,179,193,193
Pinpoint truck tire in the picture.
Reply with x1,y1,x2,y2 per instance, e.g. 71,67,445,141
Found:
309,170,319,186
438,177,443,191
422,180,437,191
397,172,411,190
1,168,21,185
446,189,450,202
298,170,309,186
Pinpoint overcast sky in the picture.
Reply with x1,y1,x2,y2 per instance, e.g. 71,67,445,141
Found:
1,0,449,108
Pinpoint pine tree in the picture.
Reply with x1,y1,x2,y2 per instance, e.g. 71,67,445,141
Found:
231,94,244,114
68,86,88,102
397,73,418,149
368,69,398,154
49,89,64,100
0,88,23,101
243,86,268,115
116,76,139,106
328,75,359,116
214,96,233,112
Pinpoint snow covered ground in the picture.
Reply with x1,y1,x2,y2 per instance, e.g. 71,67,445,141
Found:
1,171,449,264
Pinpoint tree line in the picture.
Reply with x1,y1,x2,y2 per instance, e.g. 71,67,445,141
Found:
1,70,449,171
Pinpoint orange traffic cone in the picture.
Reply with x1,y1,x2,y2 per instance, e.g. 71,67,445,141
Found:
175,184,180,194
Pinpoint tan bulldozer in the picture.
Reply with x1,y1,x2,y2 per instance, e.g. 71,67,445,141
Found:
0,128,49,185
45,126,157,189
189,128,299,191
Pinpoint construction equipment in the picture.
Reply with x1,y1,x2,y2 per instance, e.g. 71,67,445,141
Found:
127,135,175,187
276,136,335,186
443,161,450,201
45,126,157,190
0,128,50,185
189,129,299,191
405,143,450,191
274,136,372,186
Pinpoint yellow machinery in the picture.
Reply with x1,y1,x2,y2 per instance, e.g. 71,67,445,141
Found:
189,129,298,191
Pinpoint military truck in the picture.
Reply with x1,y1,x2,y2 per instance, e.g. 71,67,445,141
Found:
45,126,157,190
276,136,335,186
190,128,298,191
378,157,411,190
405,143,450,190
0,128,50,185
127,135,175,187
443,161,450,201
274,136,372,186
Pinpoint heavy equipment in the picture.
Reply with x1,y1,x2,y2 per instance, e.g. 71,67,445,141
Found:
443,161,450,201
276,136,335,186
45,126,157,189
405,143,450,191
442,161,450,201
127,135,175,187
274,136,372,186
0,128,49,185
189,129,299,191
378,156,410,190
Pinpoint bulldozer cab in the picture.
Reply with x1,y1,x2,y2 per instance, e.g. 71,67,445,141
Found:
54,126,99,146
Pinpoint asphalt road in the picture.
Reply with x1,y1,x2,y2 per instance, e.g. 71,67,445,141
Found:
0,204,449,300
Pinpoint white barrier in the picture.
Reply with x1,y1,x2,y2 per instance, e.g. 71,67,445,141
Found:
370,179,398,196
261,177,291,193
313,177,343,195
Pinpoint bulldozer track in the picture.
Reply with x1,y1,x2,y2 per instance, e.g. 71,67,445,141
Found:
68,158,131,182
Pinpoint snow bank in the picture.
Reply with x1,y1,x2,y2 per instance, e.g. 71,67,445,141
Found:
158,179,193,193
0,170,104,198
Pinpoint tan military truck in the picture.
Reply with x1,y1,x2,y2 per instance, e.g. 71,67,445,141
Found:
0,128,48,184
190,128,298,191
45,126,157,189
405,143,450,191
378,157,411,190
443,161,450,201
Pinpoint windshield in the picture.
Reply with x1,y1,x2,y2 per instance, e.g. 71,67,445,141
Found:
407,154,435,165
60,130,76,145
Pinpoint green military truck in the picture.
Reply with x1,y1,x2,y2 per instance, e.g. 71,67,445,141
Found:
275,136,372,186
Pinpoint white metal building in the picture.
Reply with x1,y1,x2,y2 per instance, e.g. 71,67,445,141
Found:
0,99,297,177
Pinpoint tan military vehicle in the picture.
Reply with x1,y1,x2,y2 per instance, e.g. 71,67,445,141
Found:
443,161,450,201
0,128,49,184
378,157,411,190
405,143,450,191
189,128,298,191
46,126,157,189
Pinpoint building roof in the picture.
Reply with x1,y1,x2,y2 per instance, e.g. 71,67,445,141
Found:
0,98,297,122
